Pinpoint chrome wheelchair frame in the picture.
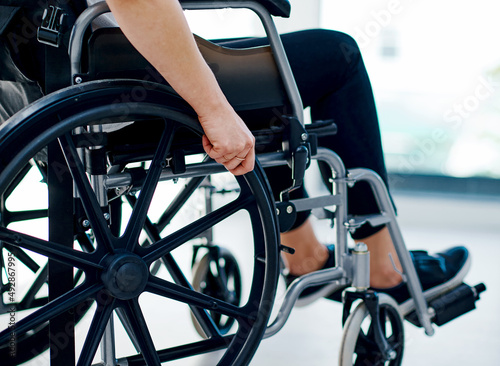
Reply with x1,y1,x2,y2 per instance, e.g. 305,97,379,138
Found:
0,1,484,365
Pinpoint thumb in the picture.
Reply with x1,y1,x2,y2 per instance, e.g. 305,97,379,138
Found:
202,135,213,155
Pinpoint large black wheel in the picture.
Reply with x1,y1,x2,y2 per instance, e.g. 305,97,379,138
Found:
0,80,279,365
339,294,404,366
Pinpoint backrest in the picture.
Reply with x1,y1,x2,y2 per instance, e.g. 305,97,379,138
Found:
84,28,290,130
70,0,303,125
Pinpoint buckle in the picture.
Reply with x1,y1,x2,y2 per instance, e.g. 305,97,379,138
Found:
37,5,66,47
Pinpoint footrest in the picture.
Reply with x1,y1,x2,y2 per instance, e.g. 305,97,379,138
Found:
406,283,486,327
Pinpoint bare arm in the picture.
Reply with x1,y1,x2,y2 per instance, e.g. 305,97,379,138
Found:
106,0,255,175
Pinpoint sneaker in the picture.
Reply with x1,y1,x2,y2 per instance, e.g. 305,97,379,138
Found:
372,246,470,303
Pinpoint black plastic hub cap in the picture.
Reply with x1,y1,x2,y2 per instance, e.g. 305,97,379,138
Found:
101,253,149,300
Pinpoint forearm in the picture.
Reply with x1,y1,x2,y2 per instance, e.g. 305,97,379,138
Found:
106,0,255,175
105,0,229,116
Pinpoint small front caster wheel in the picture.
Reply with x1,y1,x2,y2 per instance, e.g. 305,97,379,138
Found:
339,294,404,366
191,247,242,337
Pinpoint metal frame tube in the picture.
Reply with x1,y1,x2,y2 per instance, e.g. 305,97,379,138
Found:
264,147,352,336
348,168,434,336
264,268,345,338
69,1,109,83
314,148,350,272
100,317,116,366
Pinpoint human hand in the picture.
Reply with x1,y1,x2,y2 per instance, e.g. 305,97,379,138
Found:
199,106,255,176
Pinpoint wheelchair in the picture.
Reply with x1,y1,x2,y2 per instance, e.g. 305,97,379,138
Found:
0,0,486,365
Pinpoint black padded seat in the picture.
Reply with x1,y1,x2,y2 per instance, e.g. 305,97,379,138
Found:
179,0,291,18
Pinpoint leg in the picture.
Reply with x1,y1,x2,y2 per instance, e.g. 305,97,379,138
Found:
283,221,403,288
0,42,43,124
218,31,469,298
272,30,468,296
225,30,403,286
280,30,401,286
281,219,328,276
356,227,402,288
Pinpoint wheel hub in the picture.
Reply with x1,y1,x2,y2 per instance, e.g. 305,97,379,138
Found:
101,253,149,300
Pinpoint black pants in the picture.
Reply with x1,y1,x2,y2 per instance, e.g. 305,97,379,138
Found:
0,6,44,123
221,29,390,239
0,41,43,122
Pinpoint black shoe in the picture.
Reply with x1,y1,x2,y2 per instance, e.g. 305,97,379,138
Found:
372,246,470,303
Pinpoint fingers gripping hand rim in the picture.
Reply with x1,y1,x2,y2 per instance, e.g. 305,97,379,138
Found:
201,135,255,175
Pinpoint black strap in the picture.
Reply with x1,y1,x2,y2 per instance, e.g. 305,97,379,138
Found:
43,38,69,93
42,0,86,93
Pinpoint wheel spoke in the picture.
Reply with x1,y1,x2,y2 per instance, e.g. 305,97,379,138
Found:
153,176,206,233
354,332,375,359
58,134,113,252
0,283,102,344
146,276,253,322
121,298,162,366
142,195,255,263
0,227,102,271
119,121,175,251
3,163,32,199
124,335,233,364
139,213,222,338
162,254,222,338
18,263,48,310
115,307,141,352
4,244,41,273
4,208,48,224
76,298,116,366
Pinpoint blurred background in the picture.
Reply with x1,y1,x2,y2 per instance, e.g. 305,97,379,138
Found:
186,0,500,189
184,1,500,365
